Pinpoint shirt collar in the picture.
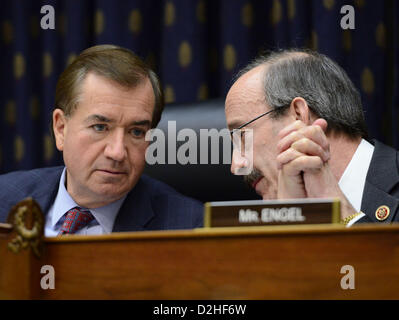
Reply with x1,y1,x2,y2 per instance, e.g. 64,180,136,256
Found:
338,139,375,212
51,167,126,233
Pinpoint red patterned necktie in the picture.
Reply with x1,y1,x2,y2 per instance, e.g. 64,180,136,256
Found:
59,207,94,235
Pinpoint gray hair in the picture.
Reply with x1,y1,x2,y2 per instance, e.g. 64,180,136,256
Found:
235,49,368,139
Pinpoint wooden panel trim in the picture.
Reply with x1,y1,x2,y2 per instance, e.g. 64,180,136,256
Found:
0,223,13,234
44,223,399,243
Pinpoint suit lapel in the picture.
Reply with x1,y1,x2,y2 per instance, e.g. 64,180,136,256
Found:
31,167,64,217
34,168,155,232
112,178,155,232
361,140,399,222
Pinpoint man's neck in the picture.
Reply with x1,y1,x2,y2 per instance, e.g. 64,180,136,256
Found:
328,134,362,182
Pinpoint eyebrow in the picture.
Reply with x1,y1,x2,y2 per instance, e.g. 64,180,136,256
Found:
85,114,112,123
85,114,151,127
131,120,151,126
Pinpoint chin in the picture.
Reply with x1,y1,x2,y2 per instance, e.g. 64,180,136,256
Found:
93,185,130,201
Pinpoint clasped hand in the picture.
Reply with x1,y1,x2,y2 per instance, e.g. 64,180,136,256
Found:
276,119,356,219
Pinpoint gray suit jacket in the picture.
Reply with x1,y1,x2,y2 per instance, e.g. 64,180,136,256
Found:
357,140,399,223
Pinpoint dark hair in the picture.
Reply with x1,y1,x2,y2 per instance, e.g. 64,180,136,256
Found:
55,44,164,128
235,48,368,139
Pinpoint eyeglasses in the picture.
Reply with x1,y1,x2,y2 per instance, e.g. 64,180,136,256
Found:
229,109,275,137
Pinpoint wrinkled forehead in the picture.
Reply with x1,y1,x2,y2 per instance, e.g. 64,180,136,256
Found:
225,65,268,128
73,73,155,121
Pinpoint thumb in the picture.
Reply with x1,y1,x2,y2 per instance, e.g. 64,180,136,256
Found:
312,118,328,132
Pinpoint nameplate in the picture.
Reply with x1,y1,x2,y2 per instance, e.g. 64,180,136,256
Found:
204,198,340,227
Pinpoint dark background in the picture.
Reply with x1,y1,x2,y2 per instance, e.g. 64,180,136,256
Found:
0,0,398,200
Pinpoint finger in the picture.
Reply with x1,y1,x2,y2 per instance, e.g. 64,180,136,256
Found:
276,147,304,170
277,124,329,153
277,120,306,141
277,130,304,153
278,117,328,141
282,155,324,176
291,138,330,162
304,124,329,151
312,118,328,132
277,140,329,171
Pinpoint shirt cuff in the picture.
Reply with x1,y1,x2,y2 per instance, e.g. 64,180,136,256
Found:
346,212,366,227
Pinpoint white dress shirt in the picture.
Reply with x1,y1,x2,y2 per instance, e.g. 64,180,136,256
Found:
45,168,126,236
338,139,375,227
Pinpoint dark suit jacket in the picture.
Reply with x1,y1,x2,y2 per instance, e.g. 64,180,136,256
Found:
0,166,204,231
357,140,399,223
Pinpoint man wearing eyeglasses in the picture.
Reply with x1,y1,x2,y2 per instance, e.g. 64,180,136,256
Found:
225,49,399,226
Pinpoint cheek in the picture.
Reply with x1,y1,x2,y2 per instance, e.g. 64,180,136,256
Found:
127,144,148,169
253,138,279,174
63,132,101,167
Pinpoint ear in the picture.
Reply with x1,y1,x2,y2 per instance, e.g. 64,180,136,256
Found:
288,97,313,125
53,109,67,151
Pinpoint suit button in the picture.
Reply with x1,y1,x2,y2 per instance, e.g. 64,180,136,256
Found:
375,205,390,221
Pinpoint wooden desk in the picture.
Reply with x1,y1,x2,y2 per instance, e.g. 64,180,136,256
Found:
1,222,399,299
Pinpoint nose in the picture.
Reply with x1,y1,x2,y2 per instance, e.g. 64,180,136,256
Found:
104,130,127,162
231,148,249,175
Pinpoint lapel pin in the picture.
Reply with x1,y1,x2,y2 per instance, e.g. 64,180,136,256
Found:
375,205,390,221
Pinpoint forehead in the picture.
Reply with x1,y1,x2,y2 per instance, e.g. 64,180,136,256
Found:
225,65,268,128
75,72,154,121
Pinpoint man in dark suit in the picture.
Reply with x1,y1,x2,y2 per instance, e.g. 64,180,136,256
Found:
0,45,203,235
225,49,398,226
